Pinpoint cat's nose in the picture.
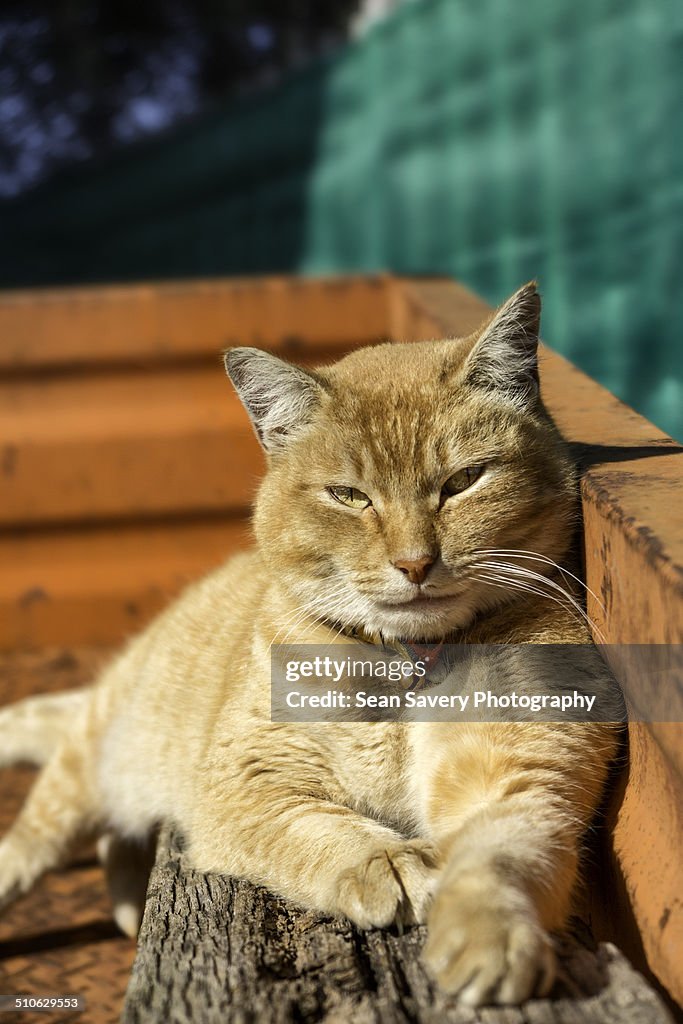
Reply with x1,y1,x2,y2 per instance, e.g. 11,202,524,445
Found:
392,555,435,585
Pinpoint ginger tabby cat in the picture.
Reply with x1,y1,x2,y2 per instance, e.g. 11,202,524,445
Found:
0,283,620,1007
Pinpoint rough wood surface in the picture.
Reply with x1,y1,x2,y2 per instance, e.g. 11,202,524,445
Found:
122,830,674,1024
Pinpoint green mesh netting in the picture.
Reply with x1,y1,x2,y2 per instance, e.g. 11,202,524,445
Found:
2,0,682,439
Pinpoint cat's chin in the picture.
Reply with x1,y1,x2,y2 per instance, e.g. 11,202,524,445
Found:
361,595,480,643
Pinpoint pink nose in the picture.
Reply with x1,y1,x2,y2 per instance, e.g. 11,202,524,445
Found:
392,555,435,586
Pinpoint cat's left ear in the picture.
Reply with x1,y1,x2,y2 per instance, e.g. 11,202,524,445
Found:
224,347,326,454
462,282,541,407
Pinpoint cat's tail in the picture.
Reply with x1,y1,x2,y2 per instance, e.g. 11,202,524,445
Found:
0,689,89,769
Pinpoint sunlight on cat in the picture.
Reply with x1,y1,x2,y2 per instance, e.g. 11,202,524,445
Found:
0,282,621,1008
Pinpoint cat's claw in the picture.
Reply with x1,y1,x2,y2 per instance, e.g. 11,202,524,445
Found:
423,883,556,1006
334,840,439,929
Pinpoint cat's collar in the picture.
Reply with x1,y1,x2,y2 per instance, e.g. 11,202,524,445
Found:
332,622,450,690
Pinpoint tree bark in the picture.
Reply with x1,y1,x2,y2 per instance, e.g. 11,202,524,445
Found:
122,828,674,1024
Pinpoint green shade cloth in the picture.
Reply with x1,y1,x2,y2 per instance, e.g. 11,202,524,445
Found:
1,0,682,439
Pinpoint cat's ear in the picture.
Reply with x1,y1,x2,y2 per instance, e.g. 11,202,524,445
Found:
224,348,325,454
462,282,541,407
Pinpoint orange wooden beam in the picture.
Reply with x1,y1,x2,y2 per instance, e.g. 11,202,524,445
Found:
0,517,251,649
0,275,392,371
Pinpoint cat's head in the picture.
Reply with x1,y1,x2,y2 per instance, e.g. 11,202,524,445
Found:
226,283,576,642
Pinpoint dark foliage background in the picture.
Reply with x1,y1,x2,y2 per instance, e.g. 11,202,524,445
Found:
0,0,357,197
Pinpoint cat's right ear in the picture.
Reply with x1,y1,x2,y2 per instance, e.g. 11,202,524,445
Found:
224,348,326,454
462,282,541,408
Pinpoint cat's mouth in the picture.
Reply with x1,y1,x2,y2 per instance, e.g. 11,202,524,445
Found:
377,590,463,610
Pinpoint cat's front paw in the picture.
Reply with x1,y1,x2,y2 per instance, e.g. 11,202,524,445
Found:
423,879,555,1006
335,840,439,929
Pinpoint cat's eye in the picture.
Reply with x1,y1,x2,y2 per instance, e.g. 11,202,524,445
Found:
327,486,372,509
441,465,485,498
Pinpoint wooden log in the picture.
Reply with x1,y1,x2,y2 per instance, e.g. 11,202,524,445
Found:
122,830,675,1024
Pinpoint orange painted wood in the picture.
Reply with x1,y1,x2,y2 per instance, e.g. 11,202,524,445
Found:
0,366,263,525
597,721,683,1008
0,275,392,370
0,276,399,652
390,276,496,341
0,517,251,649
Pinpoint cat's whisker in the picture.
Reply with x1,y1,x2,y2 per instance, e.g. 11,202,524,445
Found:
267,576,352,638
473,565,581,614
269,602,329,650
473,569,602,638
475,548,605,614
272,602,334,649
474,558,593,617
269,581,358,649
474,560,604,639
269,606,316,649
471,569,605,643
472,570,583,626
318,607,368,653
475,550,564,583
